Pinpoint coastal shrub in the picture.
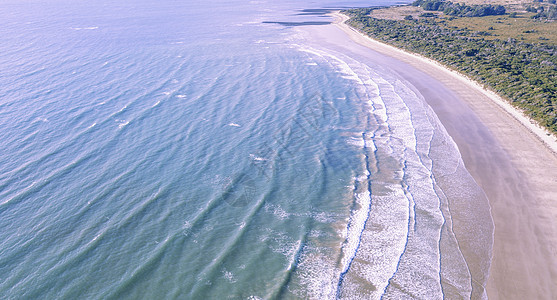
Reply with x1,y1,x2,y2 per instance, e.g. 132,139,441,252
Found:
543,6,557,19
528,5,557,19
463,48,479,56
343,8,557,134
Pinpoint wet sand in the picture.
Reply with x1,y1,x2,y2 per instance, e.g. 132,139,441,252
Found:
300,12,557,299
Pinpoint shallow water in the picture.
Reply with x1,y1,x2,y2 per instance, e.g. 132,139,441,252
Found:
0,1,492,298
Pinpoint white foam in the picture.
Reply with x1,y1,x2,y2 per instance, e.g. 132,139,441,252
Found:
249,154,267,161
264,203,290,220
91,233,102,242
346,136,365,147
70,26,98,30
235,221,246,229
118,105,128,113
292,245,339,299
32,117,49,123
260,229,300,259
311,211,337,223
227,123,241,127
306,47,442,298
286,45,416,293
339,191,371,275
296,46,325,58
222,269,237,283
346,191,411,299
117,120,129,129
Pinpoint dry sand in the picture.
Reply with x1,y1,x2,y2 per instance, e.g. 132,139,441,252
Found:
303,12,557,299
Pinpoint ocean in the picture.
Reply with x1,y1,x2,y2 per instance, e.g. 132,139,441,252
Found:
0,0,492,299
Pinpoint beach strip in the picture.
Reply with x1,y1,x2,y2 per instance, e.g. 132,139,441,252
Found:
330,11,557,299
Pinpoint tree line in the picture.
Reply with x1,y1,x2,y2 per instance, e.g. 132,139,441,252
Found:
412,0,506,17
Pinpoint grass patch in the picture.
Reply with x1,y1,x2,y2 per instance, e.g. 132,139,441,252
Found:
444,14,557,44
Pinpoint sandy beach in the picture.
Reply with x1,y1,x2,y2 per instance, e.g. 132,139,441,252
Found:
302,12,557,299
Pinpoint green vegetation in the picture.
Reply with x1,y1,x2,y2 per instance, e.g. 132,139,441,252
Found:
412,0,506,17
342,8,557,133
444,14,557,44
420,12,438,17
533,6,557,19
525,1,557,19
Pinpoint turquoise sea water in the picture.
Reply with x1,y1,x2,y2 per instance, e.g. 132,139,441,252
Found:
0,0,492,299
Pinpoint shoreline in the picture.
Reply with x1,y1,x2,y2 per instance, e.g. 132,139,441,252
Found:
335,12,557,155
326,11,557,299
